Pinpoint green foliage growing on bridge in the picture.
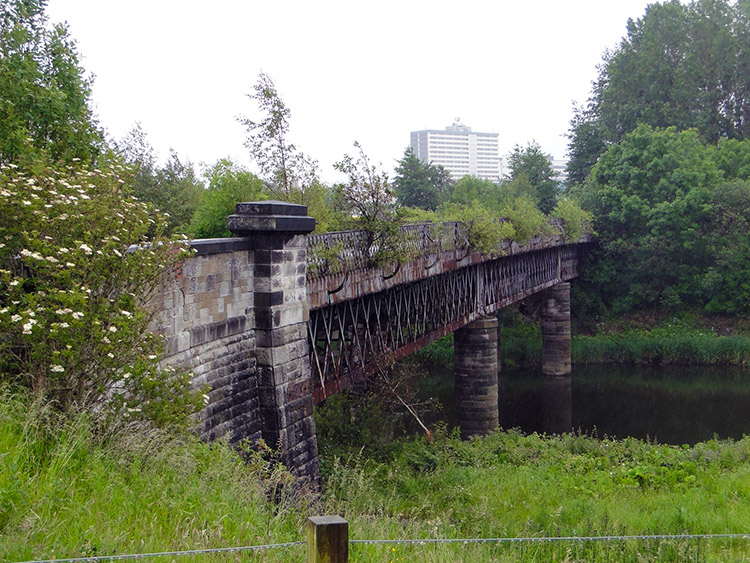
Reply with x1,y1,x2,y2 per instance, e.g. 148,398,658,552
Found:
334,141,408,268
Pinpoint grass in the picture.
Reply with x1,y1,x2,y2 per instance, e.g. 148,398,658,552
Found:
320,428,750,561
0,388,308,562
3,381,750,562
572,329,750,365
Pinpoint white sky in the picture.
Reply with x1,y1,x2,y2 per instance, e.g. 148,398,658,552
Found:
46,0,654,182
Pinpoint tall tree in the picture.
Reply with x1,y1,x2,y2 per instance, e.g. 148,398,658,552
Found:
393,147,452,210
507,141,557,213
567,0,750,185
574,124,723,312
238,72,318,198
117,124,203,235
0,0,103,166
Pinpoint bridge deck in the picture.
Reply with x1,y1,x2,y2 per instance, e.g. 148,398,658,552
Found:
306,222,590,403
307,221,584,309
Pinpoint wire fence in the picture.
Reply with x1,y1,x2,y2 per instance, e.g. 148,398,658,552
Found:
14,531,750,563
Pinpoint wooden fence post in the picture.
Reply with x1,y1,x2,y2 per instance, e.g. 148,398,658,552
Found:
307,515,348,562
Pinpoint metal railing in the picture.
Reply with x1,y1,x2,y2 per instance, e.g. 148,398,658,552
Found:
306,218,574,279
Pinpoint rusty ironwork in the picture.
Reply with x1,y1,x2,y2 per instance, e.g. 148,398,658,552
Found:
307,221,466,278
307,240,585,404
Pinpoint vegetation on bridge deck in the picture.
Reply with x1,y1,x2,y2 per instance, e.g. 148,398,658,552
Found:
306,216,591,279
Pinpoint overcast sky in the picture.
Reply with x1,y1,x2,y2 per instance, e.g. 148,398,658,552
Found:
46,0,655,182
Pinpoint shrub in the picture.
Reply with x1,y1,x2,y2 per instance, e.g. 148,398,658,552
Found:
500,196,550,244
0,159,201,426
552,197,594,242
442,201,515,255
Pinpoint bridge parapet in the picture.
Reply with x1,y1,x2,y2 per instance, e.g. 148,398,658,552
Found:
306,219,589,309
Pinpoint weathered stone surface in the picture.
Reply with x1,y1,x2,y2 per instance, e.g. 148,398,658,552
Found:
541,283,571,376
454,317,499,439
227,201,315,236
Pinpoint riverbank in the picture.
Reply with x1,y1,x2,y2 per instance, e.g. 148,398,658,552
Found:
322,428,750,562
3,384,749,562
487,309,750,368
5,313,750,562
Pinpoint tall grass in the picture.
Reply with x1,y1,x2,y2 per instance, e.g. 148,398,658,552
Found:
0,387,308,562
321,429,750,562
4,380,750,562
573,330,750,365
405,313,750,368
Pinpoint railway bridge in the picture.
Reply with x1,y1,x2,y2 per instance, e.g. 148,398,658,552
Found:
150,201,591,484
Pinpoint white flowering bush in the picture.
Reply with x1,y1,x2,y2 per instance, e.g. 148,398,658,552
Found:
0,159,201,426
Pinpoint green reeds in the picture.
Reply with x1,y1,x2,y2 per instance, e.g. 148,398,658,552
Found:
573,331,750,365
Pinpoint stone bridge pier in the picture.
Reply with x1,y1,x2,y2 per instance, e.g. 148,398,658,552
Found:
454,317,499,438
454,283,572,438
226,201,319,485
541,282,572,376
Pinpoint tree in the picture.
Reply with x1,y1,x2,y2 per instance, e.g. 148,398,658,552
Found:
334,142,405,267
567,0,750,185
445,176,505,214
237,72,339,232
565,106,607,188
117,124,203,235
574,125,722,312
188,159,266,239
0,0,104,166
238,72,318,198
701,180,750,313
393,147,452,210
507,141,558,213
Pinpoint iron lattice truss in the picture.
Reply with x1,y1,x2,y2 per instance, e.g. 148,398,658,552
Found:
308,245,581,403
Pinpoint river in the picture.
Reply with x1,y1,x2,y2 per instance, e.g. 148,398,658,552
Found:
418,365,750,444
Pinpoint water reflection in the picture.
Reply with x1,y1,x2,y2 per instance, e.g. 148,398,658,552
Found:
541,375,572,435
419,364,750,444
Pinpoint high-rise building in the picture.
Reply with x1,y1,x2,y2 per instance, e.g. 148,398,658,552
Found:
550,158,568,185
410,119,500,182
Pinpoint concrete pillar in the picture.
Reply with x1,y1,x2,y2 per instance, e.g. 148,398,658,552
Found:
454,317,499,438
227,201,319,486
541,282,571,376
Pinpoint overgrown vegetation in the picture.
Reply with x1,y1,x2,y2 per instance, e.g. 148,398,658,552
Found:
572,125,750,316
4,384,749,562
0,0,201,428
0,388,307,562
572,320,750,366
0,159,201,427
